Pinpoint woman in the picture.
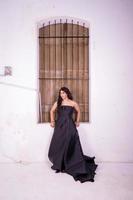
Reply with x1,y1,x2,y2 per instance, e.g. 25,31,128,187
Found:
48,87,98,183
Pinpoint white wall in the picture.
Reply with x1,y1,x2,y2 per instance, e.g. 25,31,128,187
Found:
0,0,133,163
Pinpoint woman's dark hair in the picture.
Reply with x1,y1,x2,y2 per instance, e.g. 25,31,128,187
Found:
57,87,73,109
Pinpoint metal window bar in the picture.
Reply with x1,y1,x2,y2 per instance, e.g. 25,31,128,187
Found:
39,36,89,38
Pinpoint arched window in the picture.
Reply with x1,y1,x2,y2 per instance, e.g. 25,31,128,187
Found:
38,19,89,123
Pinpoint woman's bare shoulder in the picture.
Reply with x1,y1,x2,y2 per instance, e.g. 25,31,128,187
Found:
71,100,78,107
53,101,57,106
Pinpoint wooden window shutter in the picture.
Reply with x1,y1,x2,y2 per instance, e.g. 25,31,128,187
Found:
39,20,89,123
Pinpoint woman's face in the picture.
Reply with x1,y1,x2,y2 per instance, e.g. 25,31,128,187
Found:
60,90,68,100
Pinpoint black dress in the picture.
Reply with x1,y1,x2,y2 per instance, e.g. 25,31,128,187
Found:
48,105,98,183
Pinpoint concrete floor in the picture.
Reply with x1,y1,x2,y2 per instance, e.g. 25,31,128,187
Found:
0,161,133,200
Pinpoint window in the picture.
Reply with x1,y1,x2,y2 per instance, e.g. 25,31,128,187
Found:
38,19,89,122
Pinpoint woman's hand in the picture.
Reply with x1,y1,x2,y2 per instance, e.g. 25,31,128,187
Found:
75,121,80,127
50,121,55,127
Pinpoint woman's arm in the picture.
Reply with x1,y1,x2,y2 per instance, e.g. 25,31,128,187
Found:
73,101,80,127
50,101,57,127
